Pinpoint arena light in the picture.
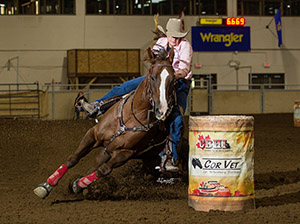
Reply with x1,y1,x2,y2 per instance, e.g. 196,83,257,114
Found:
0,3,5,15
229,60,240,68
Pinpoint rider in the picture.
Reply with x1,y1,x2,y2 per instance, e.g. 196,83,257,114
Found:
82,18,193,172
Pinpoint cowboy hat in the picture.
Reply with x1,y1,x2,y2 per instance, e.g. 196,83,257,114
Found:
157,18,189,38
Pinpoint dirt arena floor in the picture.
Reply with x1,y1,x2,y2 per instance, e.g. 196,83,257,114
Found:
1,113,300,223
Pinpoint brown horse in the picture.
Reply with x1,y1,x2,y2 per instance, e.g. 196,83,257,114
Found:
34,48,176,199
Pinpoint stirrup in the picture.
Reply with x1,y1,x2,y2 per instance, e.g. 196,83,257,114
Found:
72,179,83,194
33,182,52,199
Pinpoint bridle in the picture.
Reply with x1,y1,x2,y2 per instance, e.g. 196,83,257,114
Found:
147,63,175,114
103,62,176,156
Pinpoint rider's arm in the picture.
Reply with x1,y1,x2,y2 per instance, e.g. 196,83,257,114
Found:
174,40,193,80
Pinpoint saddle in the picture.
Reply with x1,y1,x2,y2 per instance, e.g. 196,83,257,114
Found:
99,94,127,111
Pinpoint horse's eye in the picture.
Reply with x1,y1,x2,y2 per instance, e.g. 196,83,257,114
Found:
151,76,155,81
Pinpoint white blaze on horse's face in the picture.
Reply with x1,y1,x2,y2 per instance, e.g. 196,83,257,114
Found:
157,68,170,120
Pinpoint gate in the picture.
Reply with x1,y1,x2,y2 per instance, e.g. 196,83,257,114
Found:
0,82,40,118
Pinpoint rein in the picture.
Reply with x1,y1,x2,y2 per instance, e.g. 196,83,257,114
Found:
150,64,173,68
104,91,160,155
148,63,175,117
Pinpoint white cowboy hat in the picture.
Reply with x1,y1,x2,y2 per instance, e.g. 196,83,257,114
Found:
157,18,189,38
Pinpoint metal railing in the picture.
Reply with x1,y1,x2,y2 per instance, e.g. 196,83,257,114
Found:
1,80,296,120
42,82,119,120
0,82,40,118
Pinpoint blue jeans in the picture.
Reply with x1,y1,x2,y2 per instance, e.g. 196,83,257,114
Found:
95,77,190,162
168,79,190,161
95,76,145,103
75,107,84,120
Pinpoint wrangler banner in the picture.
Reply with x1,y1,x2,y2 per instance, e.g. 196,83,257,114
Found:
192,27,251,51
188,116,255,211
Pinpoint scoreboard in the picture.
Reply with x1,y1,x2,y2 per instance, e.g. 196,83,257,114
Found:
226,17,245,26
199,18,246,26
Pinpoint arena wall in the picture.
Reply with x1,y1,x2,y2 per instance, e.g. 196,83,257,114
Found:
0,0,300,88
191,89,208,112
1,0,300,116
264,91,300,113
213,91,262,114
37,88,299,120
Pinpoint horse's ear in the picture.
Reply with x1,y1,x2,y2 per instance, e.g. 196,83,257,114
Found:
169,47,175,64
148,47,155,61
143,47,155,62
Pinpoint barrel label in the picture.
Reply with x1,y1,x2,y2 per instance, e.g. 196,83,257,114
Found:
196,134,231,150
189,129,254,198
191,157,243,177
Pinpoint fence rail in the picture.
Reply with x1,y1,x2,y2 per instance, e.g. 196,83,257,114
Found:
0,82,40,118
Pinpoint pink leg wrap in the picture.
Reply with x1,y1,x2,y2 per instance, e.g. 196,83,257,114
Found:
77,172,99,188
47,164,68,186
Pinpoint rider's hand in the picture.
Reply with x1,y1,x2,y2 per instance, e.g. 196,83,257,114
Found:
174,69,188,79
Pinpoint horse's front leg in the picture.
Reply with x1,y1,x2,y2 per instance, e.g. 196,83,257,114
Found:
71,149,134,194
33,127,98,199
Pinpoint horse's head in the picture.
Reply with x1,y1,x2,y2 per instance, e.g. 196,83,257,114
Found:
145,47,176,121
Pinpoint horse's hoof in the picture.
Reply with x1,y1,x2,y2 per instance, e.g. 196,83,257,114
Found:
72,179,83,194
33,182,52,199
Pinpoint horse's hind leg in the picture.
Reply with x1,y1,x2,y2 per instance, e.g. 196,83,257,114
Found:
34,127,98,199
85,147,111,174
71,149,134,194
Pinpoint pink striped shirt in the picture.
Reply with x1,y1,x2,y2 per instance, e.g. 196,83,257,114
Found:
153,37,193,80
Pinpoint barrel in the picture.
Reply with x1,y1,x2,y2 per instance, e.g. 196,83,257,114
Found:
294,101,300,127
188,115,255,211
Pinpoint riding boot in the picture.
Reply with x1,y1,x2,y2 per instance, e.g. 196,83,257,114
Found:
159,139,179,172
80,100,102,118
164,158,179,172
159,154,167,171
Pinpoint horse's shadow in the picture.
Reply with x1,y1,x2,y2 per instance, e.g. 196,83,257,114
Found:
50,198,85,205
